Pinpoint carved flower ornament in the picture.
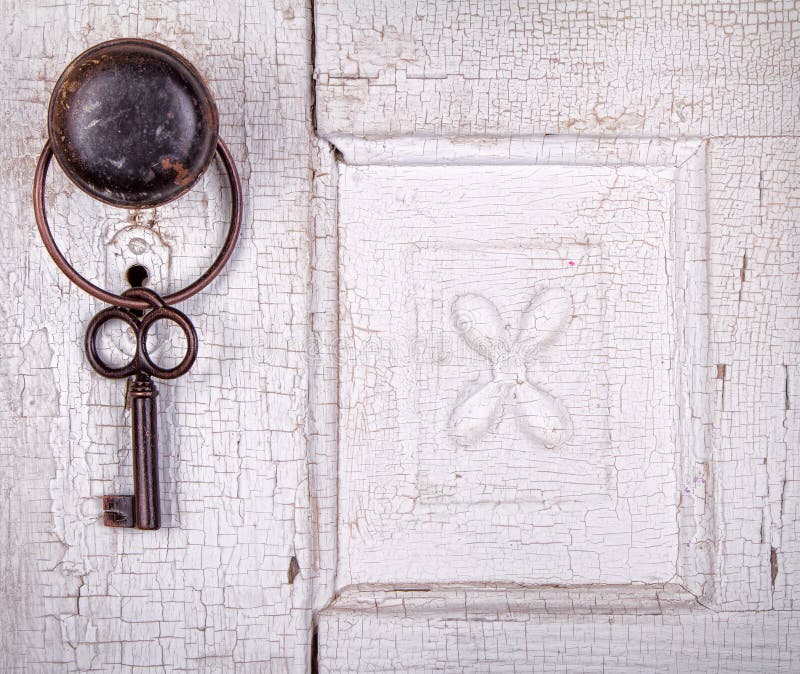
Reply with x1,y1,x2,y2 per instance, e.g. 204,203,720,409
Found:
449,288,574,448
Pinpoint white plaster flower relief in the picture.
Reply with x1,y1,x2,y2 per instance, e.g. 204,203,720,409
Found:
449,287,574,449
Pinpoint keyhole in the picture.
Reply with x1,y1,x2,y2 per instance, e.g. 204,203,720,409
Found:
126,265,149,317
126,264,149,288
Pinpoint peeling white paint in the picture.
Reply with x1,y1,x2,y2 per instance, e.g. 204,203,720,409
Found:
0,1,314,671
311,1,800,669
2,0,799,671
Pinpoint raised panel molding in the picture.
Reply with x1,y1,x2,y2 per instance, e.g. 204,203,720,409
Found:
317,587,800,674
310,136,714,616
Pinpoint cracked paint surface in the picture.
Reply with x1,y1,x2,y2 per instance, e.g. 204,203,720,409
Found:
311,1,800,669
332,139,711,591
0,0,313,671
314,137,800,670
314,0,799,138
2,0,800,671
449,289,574,449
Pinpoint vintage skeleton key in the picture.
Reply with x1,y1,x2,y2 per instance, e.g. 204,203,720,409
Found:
32,39,242,530
85,287,198,529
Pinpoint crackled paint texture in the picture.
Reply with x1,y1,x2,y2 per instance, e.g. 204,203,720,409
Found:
312,1,800,671
314,0,799,137
332,140,712,592
3,0,800,671
1,0,313,671
448,289,575,449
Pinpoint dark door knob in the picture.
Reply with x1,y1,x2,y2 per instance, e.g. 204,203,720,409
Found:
48,38,219,209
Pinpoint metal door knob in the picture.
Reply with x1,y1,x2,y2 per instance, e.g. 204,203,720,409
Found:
48,38,219,208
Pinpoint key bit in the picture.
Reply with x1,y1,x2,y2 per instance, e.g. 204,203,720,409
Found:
103,495,136,528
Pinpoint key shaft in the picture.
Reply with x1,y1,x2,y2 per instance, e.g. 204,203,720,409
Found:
130,374,161,530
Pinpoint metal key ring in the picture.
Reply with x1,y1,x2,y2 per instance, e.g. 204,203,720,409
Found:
35,38,242,530
84,288,198,380
33,138,242,311
85,307,142,379
138,305,198,379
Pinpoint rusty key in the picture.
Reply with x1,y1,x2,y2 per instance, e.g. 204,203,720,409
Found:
85,287,198,529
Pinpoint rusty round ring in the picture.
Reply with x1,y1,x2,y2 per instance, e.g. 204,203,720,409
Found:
33,138,242,311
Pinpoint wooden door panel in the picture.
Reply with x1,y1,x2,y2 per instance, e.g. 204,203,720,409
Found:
314,1,797,138
0,2,313,671
312,137,800,668
332,138,710,594
709,138,800,611
318,588,800,673
312,0,800,670
2,0,798,670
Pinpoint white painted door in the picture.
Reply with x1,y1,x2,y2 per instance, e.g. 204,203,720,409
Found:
1,2,314,672
2,1,799,672
311,1,800,672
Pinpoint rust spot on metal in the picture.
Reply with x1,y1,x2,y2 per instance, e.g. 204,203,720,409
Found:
160,157,193,187
33,39,243,533
103,495,136,528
